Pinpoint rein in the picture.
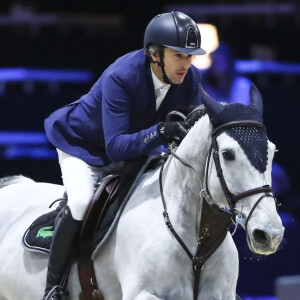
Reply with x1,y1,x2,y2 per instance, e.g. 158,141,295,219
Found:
159,155,210,300
158,120,277,300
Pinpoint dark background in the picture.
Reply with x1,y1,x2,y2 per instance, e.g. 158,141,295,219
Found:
0,1,299,298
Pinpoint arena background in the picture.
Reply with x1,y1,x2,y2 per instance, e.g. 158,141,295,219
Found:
0,1,299,299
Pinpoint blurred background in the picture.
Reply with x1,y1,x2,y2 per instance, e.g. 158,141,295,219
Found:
0,1,299,299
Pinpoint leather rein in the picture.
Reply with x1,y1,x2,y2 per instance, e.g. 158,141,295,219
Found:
159,120,277,300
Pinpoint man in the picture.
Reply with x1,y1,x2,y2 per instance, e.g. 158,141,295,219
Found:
43,11,206,299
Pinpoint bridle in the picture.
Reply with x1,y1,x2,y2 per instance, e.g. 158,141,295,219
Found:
159,119,278,300
203,120,277,230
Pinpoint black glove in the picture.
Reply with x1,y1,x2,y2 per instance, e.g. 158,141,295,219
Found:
158,121,188,144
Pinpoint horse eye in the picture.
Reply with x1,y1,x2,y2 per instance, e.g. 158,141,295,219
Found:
222,150,235,161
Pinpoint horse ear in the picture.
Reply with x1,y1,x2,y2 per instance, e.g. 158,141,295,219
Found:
199,84,223,118
250,83,263,113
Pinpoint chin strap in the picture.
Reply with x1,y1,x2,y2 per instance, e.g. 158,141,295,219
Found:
150,50,172,85
157,51,172,84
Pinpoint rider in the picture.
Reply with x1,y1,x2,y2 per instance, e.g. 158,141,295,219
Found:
43,11,206,299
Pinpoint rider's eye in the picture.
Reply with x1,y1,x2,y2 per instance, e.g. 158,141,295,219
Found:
222,150,235,161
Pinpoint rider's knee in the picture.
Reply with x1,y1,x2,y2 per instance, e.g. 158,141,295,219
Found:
67,190,94,221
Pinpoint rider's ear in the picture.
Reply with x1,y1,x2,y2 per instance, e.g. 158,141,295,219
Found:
150,52,160,63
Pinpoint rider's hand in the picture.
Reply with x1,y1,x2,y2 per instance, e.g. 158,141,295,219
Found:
158,121,188,144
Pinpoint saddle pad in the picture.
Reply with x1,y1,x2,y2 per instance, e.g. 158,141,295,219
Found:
22,155,164,256
22,209,59,254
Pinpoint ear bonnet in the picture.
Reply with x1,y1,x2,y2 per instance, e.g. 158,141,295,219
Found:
201,84,268,173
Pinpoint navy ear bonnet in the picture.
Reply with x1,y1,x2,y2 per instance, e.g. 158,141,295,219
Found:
226,120,268,173
208,102,263,128
201,84,268,173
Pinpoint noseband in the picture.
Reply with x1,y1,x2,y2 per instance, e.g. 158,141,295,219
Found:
203,120,277,229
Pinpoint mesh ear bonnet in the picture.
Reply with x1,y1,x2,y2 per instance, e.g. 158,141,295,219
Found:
227,126,268,173
212,103,268,173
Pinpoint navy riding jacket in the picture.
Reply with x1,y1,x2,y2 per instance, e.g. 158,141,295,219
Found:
44,49,203,166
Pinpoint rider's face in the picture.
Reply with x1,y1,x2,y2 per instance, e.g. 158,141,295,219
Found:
151,47,193,84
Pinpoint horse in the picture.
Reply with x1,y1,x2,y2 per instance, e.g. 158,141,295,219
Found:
0,85,284,300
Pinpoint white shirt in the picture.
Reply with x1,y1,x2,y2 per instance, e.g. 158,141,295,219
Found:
151,67,171,111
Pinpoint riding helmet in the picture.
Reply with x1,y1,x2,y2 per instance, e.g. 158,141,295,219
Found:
144,11,206,55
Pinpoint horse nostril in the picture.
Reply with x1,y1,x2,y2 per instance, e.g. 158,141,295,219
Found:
252,229,268,245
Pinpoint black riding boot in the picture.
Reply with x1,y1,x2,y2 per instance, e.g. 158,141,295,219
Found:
43,205,82,300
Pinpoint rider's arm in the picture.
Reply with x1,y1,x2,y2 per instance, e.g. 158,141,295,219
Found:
102,74,163,162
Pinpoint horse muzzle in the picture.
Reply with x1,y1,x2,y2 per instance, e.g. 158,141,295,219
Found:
247,225,285,255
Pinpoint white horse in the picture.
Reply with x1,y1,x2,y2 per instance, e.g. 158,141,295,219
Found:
0,85,284,300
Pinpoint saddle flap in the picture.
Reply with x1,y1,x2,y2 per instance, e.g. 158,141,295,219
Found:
79,174,120,249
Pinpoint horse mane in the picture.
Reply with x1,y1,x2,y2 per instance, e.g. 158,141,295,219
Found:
0,175,35,189
183,104,207,130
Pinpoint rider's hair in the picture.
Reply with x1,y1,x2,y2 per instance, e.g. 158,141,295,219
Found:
144,43,165,60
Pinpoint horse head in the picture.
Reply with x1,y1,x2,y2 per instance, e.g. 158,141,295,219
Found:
200,83,284,255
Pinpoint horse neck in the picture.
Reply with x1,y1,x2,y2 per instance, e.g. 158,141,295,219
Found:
162,116,212,228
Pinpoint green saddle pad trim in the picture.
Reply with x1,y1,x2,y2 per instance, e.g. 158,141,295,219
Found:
36,226,54,239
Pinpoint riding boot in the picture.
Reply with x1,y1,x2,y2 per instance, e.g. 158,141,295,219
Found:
43,205,82,300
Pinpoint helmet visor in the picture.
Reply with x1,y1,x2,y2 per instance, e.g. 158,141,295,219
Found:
164,45,206,55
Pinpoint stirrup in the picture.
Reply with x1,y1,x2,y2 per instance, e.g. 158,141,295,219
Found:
44,285,69,300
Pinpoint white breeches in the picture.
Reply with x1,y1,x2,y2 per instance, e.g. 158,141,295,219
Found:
57,149,124,221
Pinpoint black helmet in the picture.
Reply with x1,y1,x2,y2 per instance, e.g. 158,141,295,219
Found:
144,11,206,55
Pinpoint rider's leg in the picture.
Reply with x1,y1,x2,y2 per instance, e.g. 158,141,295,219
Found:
43,150,125,299
44,205,81,299
43,151,99,299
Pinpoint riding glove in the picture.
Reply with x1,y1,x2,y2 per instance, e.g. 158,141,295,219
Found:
158,121,188,144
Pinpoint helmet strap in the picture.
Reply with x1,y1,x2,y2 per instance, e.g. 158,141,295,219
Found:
150,49,172,85
157,51,172,85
